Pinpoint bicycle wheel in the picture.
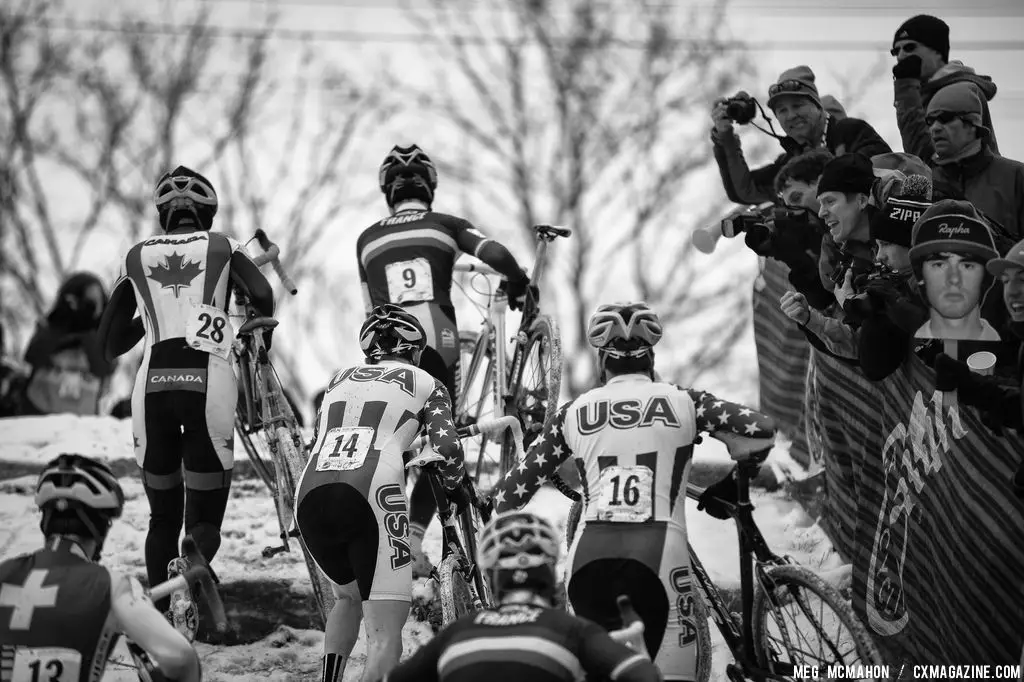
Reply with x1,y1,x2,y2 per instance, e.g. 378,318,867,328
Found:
751,564,883,675
502,314,562,476
691,588,713,682
437,554,479,627
273,423,335,627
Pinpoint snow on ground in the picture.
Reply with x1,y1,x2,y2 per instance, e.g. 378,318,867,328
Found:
0,415,842,681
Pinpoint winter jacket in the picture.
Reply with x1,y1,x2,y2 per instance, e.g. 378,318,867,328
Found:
711,116,892,206
930,146,1024,242
894,60,999,161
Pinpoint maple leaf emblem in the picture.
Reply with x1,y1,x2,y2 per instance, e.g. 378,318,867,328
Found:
147,252,203,297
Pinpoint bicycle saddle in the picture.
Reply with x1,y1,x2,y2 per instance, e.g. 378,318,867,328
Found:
405,449,444,470
237,316,279,335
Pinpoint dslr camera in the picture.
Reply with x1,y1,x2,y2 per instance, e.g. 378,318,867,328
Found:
842,263,906,324
693,202,812,255
722,91,758,125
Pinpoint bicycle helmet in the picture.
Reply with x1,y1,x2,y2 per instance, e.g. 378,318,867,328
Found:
35,454,125,559
378,144,438,209
359,304,427,362
478,511,560,602
587,302,663,354
154,165,219,232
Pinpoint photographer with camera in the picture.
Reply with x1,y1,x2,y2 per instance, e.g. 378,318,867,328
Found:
851,185,935,380
711,65,891,207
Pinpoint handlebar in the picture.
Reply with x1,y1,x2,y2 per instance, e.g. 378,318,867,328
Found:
454,262,502,276
252,229,298,296
407,415,525,467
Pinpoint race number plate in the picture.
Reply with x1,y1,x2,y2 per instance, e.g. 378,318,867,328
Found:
594,465,654,523
316,426,375,472
185,304,234,360
385,258,433,304
12,646,82,682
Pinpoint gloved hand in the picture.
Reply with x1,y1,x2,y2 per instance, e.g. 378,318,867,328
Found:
697,470,738,520
743,225,774,256
504,275,536,312
892,54,923,80
933,352,972,392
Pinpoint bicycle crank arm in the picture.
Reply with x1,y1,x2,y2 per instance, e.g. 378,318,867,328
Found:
262,543,289,558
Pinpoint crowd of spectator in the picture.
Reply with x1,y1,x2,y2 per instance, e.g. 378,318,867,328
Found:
706,14,1023,665
707,6,1023,552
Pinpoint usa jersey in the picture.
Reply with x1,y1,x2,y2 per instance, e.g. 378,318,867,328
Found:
383,603,655,682
493,374,776,525
117,231,253,351
297,361,466,501
0,539,118,682
356,210,490,308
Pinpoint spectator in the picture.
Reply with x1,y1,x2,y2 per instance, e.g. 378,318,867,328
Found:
816,153,878,295
711,65,891,206
20,272,116,415
854,183,934,380
741,149,835,310
925,83,1024,242
891,14,1000,159
909,200,1001,341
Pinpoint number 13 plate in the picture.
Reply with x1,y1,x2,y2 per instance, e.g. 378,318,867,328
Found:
12,646,81,682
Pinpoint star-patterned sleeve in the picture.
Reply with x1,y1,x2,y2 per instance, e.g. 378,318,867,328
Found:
683,387,777,459
422,379,466,491
492,402,573,514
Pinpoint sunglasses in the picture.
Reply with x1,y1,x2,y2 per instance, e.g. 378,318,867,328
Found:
890,41,918,57
925,111,969,126
768,79,811,98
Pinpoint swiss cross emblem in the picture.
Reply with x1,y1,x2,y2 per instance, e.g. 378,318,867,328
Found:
0,569,59,630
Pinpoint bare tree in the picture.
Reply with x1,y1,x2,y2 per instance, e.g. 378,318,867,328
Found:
401,0,767,395
0,0,389,405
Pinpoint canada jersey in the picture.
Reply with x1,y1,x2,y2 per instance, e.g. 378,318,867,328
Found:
117,231,250,347
383,603,650,682
357,210,490,308
0,539,118,682
298,361,466,499
493,374,776,525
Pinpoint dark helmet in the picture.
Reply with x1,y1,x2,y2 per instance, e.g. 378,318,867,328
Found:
378,144,438,209
154,165,219,232
478,511,560,602
35,454,125,559
358,304,427,362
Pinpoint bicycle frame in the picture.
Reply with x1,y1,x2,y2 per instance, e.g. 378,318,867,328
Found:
686,462,795,682
453,225,569,439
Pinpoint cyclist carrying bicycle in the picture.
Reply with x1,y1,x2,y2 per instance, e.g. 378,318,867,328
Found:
492,302,778,682
97,165,275,639
295,304,473,682
356,143,534,578
381,511,663,682
0,454,201,682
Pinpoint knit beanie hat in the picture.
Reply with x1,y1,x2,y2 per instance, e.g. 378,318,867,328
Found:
766,65,823,110
927,82,990,137
893,14,950,62
816,153,875,197
909,199,998,276
871,198,931,247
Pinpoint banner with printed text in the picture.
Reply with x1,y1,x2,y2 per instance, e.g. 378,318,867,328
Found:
807,349,1024,665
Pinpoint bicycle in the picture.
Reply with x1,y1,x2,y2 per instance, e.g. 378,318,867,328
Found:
452,224,570,490
406,415,525,629
231,229,335,626
561,456,883,681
